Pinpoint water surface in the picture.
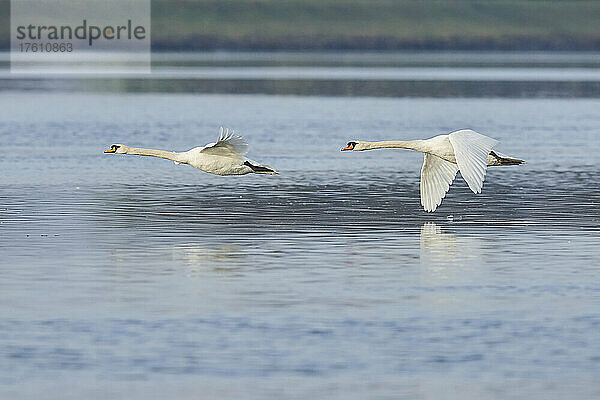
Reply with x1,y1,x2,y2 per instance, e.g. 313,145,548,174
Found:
1,57,600,399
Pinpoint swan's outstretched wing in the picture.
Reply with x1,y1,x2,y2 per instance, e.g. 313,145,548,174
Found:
420,154,459,212
448,129,499,194
200,127,249,157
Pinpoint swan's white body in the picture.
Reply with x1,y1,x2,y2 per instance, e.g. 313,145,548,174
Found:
105,127,277,176
342,129,525,212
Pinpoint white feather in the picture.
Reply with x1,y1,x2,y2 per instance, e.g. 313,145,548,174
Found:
201,126,249,157
420,154,459,212
448,129,499,194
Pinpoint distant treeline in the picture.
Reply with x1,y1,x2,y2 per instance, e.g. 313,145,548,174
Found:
3,0,600,51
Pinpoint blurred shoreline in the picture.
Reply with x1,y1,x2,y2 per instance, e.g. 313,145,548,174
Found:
3,50,600,68
2,50,600,98
2,1,600,52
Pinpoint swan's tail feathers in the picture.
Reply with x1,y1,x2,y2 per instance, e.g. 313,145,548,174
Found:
490,151,527,166
244,161,278,174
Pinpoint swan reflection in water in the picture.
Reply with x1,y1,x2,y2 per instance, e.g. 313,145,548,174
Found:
419,222,484,277
170,243,245,275
419,222,487,312
107,243,245,278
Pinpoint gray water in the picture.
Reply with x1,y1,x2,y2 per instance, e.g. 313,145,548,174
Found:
1,54,600,399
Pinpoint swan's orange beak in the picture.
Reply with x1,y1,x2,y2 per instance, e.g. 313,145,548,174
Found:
104,147,116,153
341,144,353,151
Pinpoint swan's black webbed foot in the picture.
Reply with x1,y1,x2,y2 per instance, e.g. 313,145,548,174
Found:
244,161,276,173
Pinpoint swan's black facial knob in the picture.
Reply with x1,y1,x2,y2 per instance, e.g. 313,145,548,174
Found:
104,144,121,153
341,142,357,151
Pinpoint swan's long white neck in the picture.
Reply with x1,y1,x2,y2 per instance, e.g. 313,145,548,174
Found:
361,140,427,152
124,147,188,163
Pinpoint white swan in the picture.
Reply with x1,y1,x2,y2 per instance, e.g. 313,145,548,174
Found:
341,129,525,212
104,127,277,175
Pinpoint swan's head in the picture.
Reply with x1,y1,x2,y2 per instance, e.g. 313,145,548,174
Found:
104,144,127,154
341,141,368,151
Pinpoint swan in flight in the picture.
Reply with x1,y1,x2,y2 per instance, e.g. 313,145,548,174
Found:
341,129,525,212
104,127,277,175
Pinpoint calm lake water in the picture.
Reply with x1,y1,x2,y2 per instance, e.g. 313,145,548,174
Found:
1,52,600,399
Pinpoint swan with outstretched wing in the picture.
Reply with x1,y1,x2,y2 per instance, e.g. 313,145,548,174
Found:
105,127,277,176
341,129,525,212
